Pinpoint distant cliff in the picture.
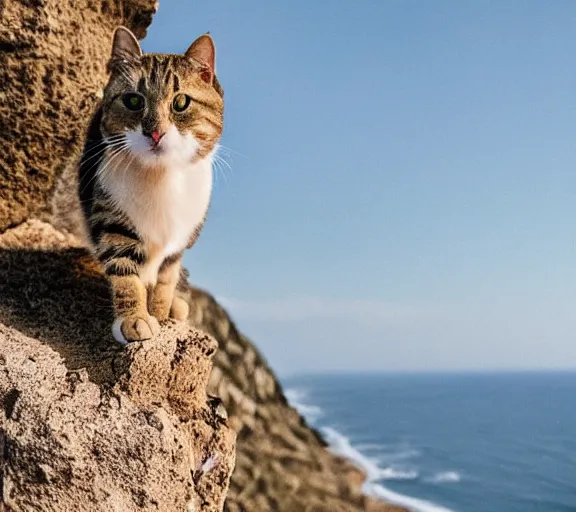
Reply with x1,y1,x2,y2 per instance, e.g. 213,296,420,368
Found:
0,1,405,510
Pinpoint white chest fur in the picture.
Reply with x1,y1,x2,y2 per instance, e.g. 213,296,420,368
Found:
100,153,213,286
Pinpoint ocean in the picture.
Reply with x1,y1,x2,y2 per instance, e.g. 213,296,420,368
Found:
281,372,576,512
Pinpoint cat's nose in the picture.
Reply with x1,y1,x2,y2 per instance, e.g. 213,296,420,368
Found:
143,130,164,144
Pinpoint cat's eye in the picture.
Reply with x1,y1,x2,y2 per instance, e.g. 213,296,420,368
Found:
122,93,145,112
172,94,191,113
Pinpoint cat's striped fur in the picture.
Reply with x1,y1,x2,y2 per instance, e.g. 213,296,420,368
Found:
78,26,224,343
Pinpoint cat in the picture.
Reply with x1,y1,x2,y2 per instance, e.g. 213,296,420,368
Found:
78,26,224,344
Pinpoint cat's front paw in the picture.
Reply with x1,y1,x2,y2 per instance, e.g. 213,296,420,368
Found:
112,314,160,344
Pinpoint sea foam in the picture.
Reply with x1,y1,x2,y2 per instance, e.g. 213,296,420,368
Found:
322,426,455,512
284,388,323,422
285,388,457,512
364,481,456,512
322,427,418,481
426,471,462,484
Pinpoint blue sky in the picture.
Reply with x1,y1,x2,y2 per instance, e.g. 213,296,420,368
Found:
144,1,576,375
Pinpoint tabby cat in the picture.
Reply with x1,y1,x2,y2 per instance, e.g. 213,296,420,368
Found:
78,26,224,343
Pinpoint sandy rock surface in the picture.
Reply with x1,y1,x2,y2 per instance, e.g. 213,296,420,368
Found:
0,221,236,512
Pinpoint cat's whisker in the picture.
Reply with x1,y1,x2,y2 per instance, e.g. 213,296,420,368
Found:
103,135,126,144
82,140,116,160
81,139,127,168
83,137,126,157
80,145,129,195
92,150,127,193
217,144,247,160
86,135,125,150
213,158,225,179
79,152,128,196
213,147,236,184
81,146,107,165
86,133,125,143
213,150,230,164
214,154,233,172
219,167,229,188
212,158,229,188
213,154,233,186
79,142,128,189
97,146,129,180
84,136,124,156
213,161,221,187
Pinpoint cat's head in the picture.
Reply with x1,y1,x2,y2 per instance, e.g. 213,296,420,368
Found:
100,26,224,167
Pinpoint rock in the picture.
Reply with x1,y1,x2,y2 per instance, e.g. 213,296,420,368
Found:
0,221,236,512
0,0,157,232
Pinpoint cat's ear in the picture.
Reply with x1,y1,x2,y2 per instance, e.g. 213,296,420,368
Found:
185,33,215,84
108,26,142,72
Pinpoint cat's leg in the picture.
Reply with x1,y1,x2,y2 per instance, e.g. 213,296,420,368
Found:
169,266,190,321
109,274,160,343
169,294,190,321
97,232,159,343
149,254,183,321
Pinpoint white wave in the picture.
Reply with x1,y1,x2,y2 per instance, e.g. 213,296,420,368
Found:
356,443,421,462
380,467,419,481
364,481,456,512
321,427,456,512
426,471,461,484
322,426,383,481
284,388,323,422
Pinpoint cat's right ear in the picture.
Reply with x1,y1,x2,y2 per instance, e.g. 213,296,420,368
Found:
107,26,142,73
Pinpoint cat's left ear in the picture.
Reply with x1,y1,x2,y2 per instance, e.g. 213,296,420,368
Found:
185,33,216,84
108,26,142,72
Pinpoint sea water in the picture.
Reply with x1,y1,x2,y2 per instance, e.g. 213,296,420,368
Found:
282,372,576,512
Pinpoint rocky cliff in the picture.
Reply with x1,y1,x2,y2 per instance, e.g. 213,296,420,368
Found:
0,1,405,511
185,289,406,512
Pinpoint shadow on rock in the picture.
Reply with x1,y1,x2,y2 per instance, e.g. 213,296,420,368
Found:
0,247,123,384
